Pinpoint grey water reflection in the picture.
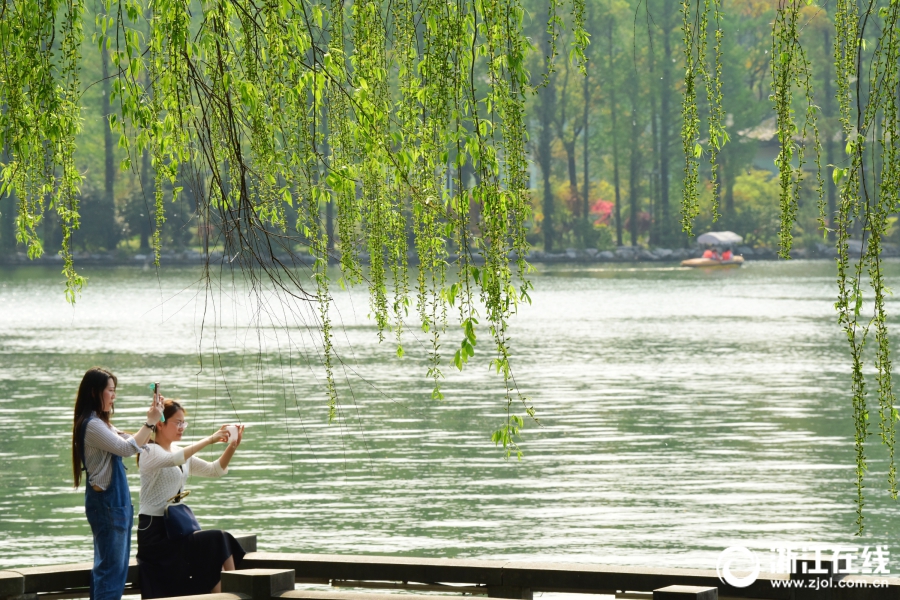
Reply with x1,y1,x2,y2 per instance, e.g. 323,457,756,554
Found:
0,261,898,572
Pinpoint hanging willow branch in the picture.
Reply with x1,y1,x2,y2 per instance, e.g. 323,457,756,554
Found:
681,0,899,532
830,0,900,532
679,0,725,235
0,0,587,456
0,0,85,303
770,0,824,261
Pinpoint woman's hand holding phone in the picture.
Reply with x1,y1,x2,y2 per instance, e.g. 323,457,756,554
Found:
147,384,164,423
206,426,229,445
211,424,244,470
223,424,244,448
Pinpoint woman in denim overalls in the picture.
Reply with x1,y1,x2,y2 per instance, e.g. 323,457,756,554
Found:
72,368,163,600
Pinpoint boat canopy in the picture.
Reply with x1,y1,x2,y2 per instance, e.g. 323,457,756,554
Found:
696,231,743,246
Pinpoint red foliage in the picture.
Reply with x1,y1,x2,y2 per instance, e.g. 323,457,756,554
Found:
590,200,614,225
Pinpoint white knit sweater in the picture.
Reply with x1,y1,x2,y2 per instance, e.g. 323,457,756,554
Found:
138,443,227,516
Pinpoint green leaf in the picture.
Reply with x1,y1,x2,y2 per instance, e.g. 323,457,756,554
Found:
464,319,476,342
833,167,845,186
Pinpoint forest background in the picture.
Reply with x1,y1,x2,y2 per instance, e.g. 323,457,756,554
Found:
0,0,854,258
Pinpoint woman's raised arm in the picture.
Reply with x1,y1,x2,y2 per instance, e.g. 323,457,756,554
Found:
217,425,244,470
181,426,229,461
133,392,164,447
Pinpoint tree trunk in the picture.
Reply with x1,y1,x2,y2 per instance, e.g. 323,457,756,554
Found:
325,185,334,253
607,22,623,247
822,29,836,234
324,125,334,254
538,84,555,252
553,61,580,246
136,17,153,254
101,41,117,250
723,154,735,216
658,0,674,241
318,121,334,254
139,149,153,252
537,33,556,252
0,192,12,253
628,68,641,247
582,42,591,236
0,130,14,253
648,49,661,246
564,139,578,211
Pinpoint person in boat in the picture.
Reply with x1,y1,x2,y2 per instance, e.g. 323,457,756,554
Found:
136,399,246,599
721,248,734,261
702,248,716,259
71,368,164,600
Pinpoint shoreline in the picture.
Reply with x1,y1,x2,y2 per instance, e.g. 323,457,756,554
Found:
0,243,863,268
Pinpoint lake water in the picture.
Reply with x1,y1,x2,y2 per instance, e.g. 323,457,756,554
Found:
1,260,898,573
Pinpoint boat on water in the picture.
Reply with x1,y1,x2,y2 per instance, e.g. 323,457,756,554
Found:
681,231,745,268
681,255,745,268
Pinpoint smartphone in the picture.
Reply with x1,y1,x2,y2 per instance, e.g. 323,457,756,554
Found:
154,382,165,423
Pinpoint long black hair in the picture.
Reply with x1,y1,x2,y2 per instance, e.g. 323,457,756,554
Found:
71,368,117,488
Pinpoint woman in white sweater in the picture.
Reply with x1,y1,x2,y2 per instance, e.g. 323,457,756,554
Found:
136,400,245,599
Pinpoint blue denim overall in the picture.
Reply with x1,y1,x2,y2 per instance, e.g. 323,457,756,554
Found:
80,417,134,600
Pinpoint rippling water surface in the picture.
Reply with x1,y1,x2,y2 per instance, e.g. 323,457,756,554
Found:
1,261,898,571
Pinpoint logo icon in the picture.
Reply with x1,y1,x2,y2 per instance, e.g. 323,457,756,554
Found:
717,546,760,588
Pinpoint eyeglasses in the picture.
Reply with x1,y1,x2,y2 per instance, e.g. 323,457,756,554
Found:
174,420,189,431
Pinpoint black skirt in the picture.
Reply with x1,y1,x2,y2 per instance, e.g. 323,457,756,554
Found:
136,513,246,599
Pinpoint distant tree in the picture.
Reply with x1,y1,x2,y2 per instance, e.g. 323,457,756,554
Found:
72,180,121,250
605,17,624,247
626,63,642,247
534,33,559,253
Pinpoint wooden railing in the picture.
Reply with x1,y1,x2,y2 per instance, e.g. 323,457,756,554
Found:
0,535,258,600
2,537,897,600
